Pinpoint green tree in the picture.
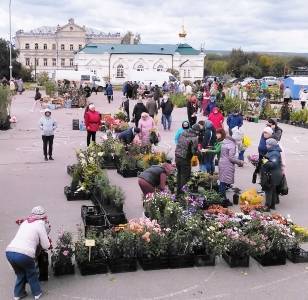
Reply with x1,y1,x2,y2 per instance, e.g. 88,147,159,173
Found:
240,63,262,78
0,38,22,79
210,60,228,75
287,56,308,71
227,48,248,78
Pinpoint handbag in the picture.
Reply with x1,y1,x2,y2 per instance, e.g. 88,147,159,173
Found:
277,175,288,195
260,171,272,191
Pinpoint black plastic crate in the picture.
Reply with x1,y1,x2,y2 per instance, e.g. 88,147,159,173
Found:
81,205,109,227
103,205,127,225
64,186,91,201
78,261,108,276
287,248,308,263
222,252,249,268
139,256,169,271
168,255,194,269
194,254,216,267
253,250,286,266
53,262,75,276
117,168,139,178
109,258,137,273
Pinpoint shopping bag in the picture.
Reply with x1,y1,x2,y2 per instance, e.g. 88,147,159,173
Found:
278,175,288,195
242,135,252,148
191,155,199,167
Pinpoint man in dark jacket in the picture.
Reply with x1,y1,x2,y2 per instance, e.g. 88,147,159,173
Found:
146,97,158,118
267,118,283,141
161,94,174,130
132,98,148,127
175,124,201,193
118,127,140,145
138,163,174,196
261,138,283,210
126,82,133,99
227,111,243,136
153,85,162,107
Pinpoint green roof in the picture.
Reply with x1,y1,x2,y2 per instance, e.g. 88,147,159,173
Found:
79,43,201,55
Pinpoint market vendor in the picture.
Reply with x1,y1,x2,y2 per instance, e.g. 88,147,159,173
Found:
118,127,141,145
138,162,175,196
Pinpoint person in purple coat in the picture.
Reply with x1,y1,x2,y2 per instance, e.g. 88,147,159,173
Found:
218,135,244,205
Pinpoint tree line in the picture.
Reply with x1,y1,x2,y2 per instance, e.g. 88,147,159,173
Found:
205,48,308,79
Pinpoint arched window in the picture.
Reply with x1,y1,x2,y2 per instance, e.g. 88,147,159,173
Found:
117,64,124,78
34,43,38,50
137,64,144,71
157,65,164,72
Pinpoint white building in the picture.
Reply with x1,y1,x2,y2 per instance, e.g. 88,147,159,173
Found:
75,43,205,84
15,18,123,74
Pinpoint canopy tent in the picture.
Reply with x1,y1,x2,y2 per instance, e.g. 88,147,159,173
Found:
284,77,308,99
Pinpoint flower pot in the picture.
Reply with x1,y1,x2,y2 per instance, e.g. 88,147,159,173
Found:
109,258,137,273
222,252,249,268
53,262,75,276
168,255,194,269
81,205,110,227
78,260,108,276
102,205,127,225
64,186,91,201
233,193,239,205
117,168,138,178
287,247,308,263
253,250,286,266
139,256,169,271
101,156,118,170
194,253,216,267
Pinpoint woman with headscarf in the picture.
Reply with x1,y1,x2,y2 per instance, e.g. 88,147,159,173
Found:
6,206,50,300
201,89,211,116
187,95,198,127
138,112,155,146
260,138,283,211
132,97,148,127
199,120,217,174
218,134,244,205
84,103,101,146
138,162,175,196
208,107,224,130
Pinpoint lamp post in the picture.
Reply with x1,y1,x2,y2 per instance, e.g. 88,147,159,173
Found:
9,0,13,80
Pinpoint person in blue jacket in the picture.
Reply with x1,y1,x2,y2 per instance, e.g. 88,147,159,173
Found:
118,127,141,145
105,83,113,103
174,121,190,144
227,110,243,136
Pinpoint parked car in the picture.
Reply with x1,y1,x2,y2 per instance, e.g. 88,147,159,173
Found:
241,77,258,86
261,76,279,86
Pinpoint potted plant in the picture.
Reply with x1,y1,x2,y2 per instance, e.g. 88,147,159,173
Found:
105,230,138,273
75,228,109,275
0,86,12,130
117,154,139,177
51,231,75,276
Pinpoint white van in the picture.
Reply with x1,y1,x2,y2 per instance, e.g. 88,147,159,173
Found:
126,70,176,86
52,70,106,91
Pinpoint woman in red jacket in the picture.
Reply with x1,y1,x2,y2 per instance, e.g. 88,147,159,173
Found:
208,107,224,130
84,104,101,146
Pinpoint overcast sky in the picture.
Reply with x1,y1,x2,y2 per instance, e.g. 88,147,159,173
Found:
0,0,307,53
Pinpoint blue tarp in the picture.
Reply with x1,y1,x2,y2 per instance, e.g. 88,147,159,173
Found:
284,77,308,100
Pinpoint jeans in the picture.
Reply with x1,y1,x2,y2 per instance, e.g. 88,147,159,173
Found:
200,161,215,173
6,251,42,298
238,150,245,161
219,182,228,200
176,157,192,194
42,135,54,158
162,114,172,130
87,131,96,146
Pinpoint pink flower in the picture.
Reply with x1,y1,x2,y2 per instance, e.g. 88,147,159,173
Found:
63,250,69,256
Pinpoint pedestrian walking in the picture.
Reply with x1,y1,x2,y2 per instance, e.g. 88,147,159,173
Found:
160,94,174,130
187,95,198,127
105,83,113,103
6,206,50,300
138,112,155,146
260,138,283,211
84,104,101,146
121,97,130,121
283,86,292,103
174,121,190,144
267,118,283,141
218,135,244,205
138,162,174,196
145,96,158,119
39,109,57,161
31,88,42,112
226,110,243,136
17,78,24,95
208,107,224,130
175,124,201,193
132,97,148,127
201,89,210,116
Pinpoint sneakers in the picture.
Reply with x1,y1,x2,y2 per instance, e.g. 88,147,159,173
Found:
14,292,27,300
34,293,43,300
49,157,54,160
44,157,48,161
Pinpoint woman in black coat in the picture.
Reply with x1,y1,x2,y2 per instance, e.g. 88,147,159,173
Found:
187,95,198,127
132,98,148,127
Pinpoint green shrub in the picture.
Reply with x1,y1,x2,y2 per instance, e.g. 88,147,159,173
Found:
44,80,56,97
0,86,11,125
170,94,187,108
221,96,248,115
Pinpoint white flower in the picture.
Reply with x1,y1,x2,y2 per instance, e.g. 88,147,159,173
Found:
98,152,104,157
209,226,215,231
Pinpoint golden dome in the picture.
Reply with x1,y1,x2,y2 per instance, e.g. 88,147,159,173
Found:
179,25,187,38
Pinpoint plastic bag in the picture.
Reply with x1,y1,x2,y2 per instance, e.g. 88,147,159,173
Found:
242,135,252,148
191,155,199,167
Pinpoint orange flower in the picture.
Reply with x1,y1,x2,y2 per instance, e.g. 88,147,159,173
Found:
142,232,151,243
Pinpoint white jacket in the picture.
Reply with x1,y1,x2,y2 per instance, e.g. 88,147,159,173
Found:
39,116,57,136
300,91,308,103
6,220,50,258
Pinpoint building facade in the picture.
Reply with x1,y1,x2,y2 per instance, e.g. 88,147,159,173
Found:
15,18,123,74
75,43,205,84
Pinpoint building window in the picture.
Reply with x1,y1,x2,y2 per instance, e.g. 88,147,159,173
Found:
184,70,187,78
35,58,39,66
25,58,30,66
52,44,56,50
188,70,191,78
25,43,30,49
35,43,38,50
157,65,164,72
79,44,82,50
61,58,65,67
137,64,144,71
61,44,65,50
43,44,47,50
43,58,48,66
52,58,56,66
70,44,74,51
116,64,124,78
70,58,74,67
